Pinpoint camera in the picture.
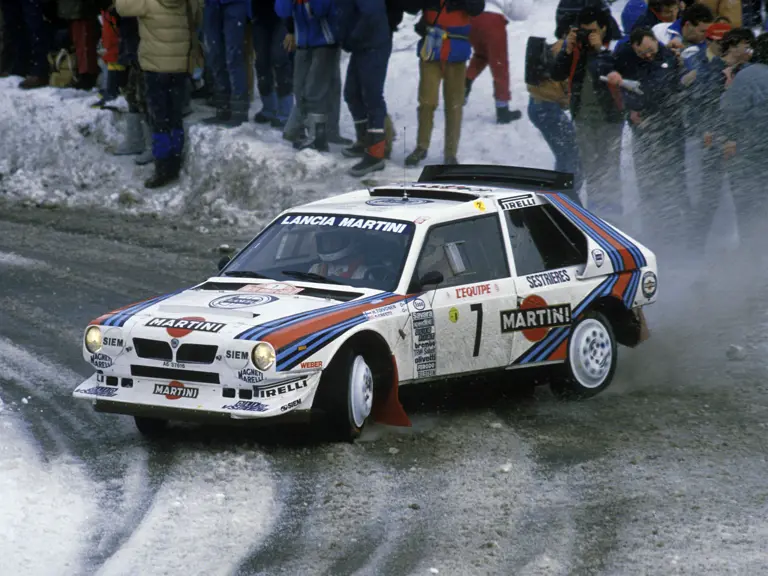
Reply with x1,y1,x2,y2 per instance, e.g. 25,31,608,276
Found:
576,28,592,45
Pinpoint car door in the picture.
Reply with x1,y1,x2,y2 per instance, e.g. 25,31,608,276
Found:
408,214,518,379
501,201,592,367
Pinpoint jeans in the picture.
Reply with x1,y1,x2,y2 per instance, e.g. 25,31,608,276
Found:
253,18,292,98
144,71,187,160
343,38,392,132
203,1,248,101
293,46,339,122
527,98,582,192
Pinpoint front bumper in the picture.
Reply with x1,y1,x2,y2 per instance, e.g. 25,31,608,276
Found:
73,371,321,421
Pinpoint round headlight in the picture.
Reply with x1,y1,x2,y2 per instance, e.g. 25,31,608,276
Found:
252,342,275,371
85,326,102,354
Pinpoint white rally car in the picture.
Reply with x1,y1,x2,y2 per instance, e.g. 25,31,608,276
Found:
74,165,658,441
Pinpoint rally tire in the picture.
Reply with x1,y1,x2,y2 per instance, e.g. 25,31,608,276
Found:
551,310,617,399
134,416,169,438
314,346,374,442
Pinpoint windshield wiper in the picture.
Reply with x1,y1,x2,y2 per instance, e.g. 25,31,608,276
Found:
281,270,344,285
222,270,274,279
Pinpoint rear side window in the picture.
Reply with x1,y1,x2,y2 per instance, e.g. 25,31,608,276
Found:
413,215,510,288
505,205,587,276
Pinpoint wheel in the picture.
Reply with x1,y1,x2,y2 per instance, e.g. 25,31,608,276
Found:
551,310,617,399
134,416,169,438
315,347,374,442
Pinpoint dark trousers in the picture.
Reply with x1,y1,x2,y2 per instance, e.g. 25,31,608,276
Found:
253,18,292,97
203,0,248,101
343,38,392,132
70,18,99,75
144,71,186,160
528,97,583,194
1,0,49,77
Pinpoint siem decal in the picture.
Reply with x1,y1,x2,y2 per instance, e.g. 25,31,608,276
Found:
253,377,308,398
500,295,572,342
300,361,323,370
238,283,303,295
80,386,118,398
448,307,459,323
90,352,113,369
473,200,486,212
591,249,605,268
280,398,302,412
209,294,278,309
146,317,226,338
222,400,269,412
238,367,265,384
366,197,433,206
499,194,536,210
102,337,124,348
153,381,199,400
226,350,249,361
642,271,657,298
456,284,491,298
280,214,409,234
525,269,571,289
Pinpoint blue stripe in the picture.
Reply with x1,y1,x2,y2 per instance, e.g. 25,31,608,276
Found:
103,291,181,327
623,270,640,308
276,316,369,371
548,194,622,272
559,194,647,269
236,292,392,341
277,315,365,363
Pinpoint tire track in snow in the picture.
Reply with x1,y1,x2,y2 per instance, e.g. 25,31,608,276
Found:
0,250,50,270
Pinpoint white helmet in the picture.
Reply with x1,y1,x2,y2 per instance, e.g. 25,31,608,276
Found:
316,230,355,263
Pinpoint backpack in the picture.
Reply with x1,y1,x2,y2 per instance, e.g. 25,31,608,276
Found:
525,36,554,86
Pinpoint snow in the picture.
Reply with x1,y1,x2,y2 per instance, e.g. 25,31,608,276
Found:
0,1,566,229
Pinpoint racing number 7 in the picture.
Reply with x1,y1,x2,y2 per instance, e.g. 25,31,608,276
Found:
470,303,483,357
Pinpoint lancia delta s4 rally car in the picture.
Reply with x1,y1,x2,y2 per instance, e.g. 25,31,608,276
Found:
74,165,658,441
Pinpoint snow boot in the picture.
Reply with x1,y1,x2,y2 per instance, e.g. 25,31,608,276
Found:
496,104,522,124
134,119,154,165
253,92,277,124
294,114,329,152
144,157,180,189
405,147,427,167
342,120,367,158
384,115,395,159
113,112,145,156
19,75,48,90
202,94,232,125
348,130,386,177
219,96,249,128
464,77,473,105
272,94,294,129
92,67,123,108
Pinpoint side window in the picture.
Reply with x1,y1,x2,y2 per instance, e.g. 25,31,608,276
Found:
505,205,587,276
414,215,510,288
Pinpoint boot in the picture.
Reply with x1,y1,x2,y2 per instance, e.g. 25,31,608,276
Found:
405,147,427,167
496,104,522,124
71,73,98,91
444,155,459,165
272,94,294,129
384,115,395,159
202,94,232,125
144,157,180,189
113,113,145,156
221,96,249,128
19,75,48,90
464,77,473,105
348,130,386,177
134,119,154,165
254,92,277,124
342,120,367,158
294,114,328,152
92,67,122,108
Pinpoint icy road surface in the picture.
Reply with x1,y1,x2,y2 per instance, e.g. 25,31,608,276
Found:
1,201,768,576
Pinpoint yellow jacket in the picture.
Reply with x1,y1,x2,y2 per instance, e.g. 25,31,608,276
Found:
527,40,569,108
115,0,202,74
699,0,742,27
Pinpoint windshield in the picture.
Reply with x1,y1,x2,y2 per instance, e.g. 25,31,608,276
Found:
224,213,415,292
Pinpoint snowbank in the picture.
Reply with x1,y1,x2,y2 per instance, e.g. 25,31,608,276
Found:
0,2,565,228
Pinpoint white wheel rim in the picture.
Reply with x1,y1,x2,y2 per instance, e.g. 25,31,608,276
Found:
349,355,373,428
568,319,613,389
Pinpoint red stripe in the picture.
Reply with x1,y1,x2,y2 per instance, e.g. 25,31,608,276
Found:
610,272,633,300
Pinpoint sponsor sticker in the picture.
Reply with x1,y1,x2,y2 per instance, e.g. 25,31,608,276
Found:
414,216,430,224
238,283,303,295
500,295,572,342
591,249,605,268
146,317,226,338
238,367,265,384
455,283,491,299
499,194,536,210
412,298,426,311
448,307,459,323
209,294,278,309
300,361,322,370
222,400,269,412
224,348,251,371
153,381,199,400
253,377,308,398
412,309,436,378
280,214,409,234
280,398,302,412
366,197,433,206
525,269,571,289
473,200,486,212
90,352,113,369
364,303,402,319
80,386,118,398
642,271,657,298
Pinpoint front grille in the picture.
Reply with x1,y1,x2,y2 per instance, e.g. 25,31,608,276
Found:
176,344,218,364
130,365,220,384
133,338,173,361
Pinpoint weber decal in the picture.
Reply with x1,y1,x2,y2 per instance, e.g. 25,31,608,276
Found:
222,400,269,412
500,295,572,342
300,361,322,370
209,294,278,309
253,377,309,398
146,317,226,337
499,194,535,210
525,269,571,289
412,310,436,378
153,381,199,400
80,386,118,398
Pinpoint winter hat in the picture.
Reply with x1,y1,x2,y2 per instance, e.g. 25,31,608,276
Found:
706,22,732,41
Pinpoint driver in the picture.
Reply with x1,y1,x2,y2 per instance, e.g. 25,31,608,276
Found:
310,230,369,279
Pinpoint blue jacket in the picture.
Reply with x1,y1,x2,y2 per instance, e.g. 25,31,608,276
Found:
720,63,768,157
621,0,645,34
274,0,337,48
620,44,683,121
684,47,726,135
334,0,390,51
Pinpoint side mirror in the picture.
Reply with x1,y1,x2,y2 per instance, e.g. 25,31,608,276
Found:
418,270,444,288
217,255,231,272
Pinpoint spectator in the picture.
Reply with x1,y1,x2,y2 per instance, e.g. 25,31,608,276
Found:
653,2,713,47
555,0,622,40
551,7,623,217
58,0,101,90
699,0,743,27
464,1,524,124
622,0,648,33
93,8,125,108
336,0,392,176
275,0,340,152
404,0,485,167
720,25,755,83
115,0,203,188
252,2,293,128
1,0,51,89
202,0,251,127
631,0,680,31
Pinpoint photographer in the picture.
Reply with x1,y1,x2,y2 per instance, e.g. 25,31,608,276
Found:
551,6,623,219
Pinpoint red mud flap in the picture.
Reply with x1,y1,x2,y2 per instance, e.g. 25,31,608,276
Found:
371,355,411,427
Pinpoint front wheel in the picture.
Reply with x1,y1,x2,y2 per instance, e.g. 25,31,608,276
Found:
551,311,617,399
134,416,168,438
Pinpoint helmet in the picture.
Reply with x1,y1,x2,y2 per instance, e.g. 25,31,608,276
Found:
316,230,355,262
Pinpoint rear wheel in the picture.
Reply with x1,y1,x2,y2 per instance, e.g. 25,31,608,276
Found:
551,311,617,399
134,416,168,438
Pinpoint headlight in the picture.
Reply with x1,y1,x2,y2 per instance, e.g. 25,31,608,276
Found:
252,342,275,371
85,326,102,354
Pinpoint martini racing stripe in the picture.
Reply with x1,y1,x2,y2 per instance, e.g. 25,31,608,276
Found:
514,275,619,365
558,194,647,269
236,292,393,341
622,270,641,308
93,291,182,328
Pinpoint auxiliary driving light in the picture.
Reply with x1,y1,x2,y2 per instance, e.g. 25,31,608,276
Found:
85,326,102,353
252,342,275,371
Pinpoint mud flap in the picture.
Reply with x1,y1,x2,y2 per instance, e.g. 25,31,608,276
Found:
371,355,411,427
637,308,650,343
